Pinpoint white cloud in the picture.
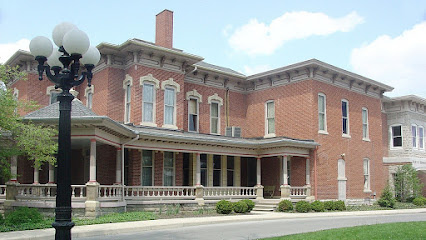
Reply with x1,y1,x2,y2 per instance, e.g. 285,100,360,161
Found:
351,22,426,98
243,64,272,75
227,11,364,56
222,24,233,37
0,39,30,64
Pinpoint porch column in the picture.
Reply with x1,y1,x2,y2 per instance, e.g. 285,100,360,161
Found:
10,155,18,182
255,157,264,200
195,153,201,186
33,166,39,184
89,139,97,183
194,153,204,205
115,148,122,184
280,155,291,199
283,155,288,185
48,163,55,184
306,158,310,185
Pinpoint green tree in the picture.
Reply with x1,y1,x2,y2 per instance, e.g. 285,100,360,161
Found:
394,164,423,202
0,64,57,181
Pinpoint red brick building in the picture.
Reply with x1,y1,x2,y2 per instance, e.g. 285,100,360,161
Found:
2,10,396,214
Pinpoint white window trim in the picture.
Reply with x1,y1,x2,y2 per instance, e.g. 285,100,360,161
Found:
390,124,403,149
210,101,221,135
362,107,370,141
265,100,276,138
412,124,418,149
363,158,371,193
187,97,199,132
419,126,424,150
163,152,176,186
185,89,203,102
318,93,328,134
141,82,157,127
46,86,62,105
141,150,154,186
84,85,94,109
341,99,351,138
123,74,133,124
162,86,178,129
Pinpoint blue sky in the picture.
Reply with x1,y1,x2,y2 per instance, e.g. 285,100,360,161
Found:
1,0,426,97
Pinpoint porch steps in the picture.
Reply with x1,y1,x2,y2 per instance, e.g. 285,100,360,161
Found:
253,199,280,212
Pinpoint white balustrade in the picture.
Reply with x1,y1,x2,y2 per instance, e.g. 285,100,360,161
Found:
99,185,123,199
203,187,256,199
15,184,86,200
290,186,307,197
124,186,196,200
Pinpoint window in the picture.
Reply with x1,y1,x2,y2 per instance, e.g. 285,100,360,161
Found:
50,90,61,104
85,85,94,109
213,155,221,186
341,100,350,136
318,93,327,133
142,83,155,124
188,98,199,132
210,102,220,134
183,153,190,186
227,156,234,186
363,159,370,191
163,152,175,186
200,154,207,186
164,87,176,126
362,108,369,140
124,83,131,123
391,125,402,148
412,125,417,148
265,101,275,136
141,150,153,186
419,126,424,149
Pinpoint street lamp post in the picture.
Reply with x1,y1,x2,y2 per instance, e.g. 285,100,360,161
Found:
29,23,100,240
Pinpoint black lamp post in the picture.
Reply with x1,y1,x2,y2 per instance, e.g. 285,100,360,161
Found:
29,22,100,240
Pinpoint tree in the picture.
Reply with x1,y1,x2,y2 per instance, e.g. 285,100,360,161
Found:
0,64,57,181
394,164,423,202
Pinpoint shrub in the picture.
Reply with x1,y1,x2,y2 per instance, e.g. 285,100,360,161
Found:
233,201,248,213
295,201,311,213
412,197,426,206
0,214,4,225
5,207,44,226
324,201,334,210
333,200,346,211
311,200,325,212
241,199,255,212
378,185,396,208
277,200,293,212
216,200,233,214
394,165,423,202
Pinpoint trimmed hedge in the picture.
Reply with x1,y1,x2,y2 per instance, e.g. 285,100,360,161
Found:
311,200,325,212
241,199,255,212
324,201,334,210
333,200,346,211
216,200,233,214
295,201,311,213
5,207,44,226
233,201,248,213
412,197,426,206
277,200,293,212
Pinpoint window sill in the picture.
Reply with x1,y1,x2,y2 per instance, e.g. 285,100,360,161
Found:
162,124,178,130
342,134,351,139
362,138,371,142
318,130,329,135
140,122,157,127
363,189,372,193
264,133,276,138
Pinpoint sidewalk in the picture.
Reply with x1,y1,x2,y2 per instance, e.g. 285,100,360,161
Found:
1,208,426,240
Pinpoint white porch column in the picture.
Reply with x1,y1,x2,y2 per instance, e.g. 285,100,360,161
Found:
280,155,291,199
33,167,39,184
89,139,97,183
306,158,310,185
48,164,55,183
256,157,261,186
283,155,288,185
196,153,201,186
10,155,18,182
115,148,122,184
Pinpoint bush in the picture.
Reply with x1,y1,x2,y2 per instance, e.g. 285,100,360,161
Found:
324,201,334,210
0,214,4,225
394,165,423,202
216,200,233,214
412,197,426,206
277,200,293,212
5,207,44,226
333,200,346,211
241,199,255,212
295,201,311,213
378,185,396,208
233,201,248,213
311,200,325,212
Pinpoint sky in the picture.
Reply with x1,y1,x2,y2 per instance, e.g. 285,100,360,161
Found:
1,0,426,98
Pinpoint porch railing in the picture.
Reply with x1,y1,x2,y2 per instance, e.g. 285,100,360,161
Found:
0,185,6,198
124,186,196,200
99,185,123,200
203,187,256,199
290,186,307,197
15,184,86,200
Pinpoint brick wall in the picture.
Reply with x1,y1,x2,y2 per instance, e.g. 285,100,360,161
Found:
96,145,117,185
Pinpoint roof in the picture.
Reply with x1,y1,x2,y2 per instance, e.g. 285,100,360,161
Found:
25,99,98,119
194,61,246,78
382,95,426,105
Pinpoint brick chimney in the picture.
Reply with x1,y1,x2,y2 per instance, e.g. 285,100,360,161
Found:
155,9,173,49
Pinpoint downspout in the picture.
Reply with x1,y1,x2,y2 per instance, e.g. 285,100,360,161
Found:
314,146,318,200
121,134,140,211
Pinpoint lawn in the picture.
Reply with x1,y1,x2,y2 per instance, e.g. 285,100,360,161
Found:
264,221,426,240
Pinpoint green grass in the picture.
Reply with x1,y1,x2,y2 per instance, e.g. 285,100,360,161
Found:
264,221,426,240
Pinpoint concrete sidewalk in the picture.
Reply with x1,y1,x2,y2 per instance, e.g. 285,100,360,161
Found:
1,208,426,240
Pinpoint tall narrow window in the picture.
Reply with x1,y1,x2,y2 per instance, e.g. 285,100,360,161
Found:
266,101,275,136
342,100,349,135
318,93,327,133
227,156,234,186
213,155,221,186
210,102,220,134
362,108,369,140
163,152,174,186
363,158,370,191
164,87,175,126
188,98,198,132
419,126,424,149
86,92,93,109
200,154,207,186
142,83,155,124
141,150,153,186
391,125,402,148
412,125,417,148
124,83,131,123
